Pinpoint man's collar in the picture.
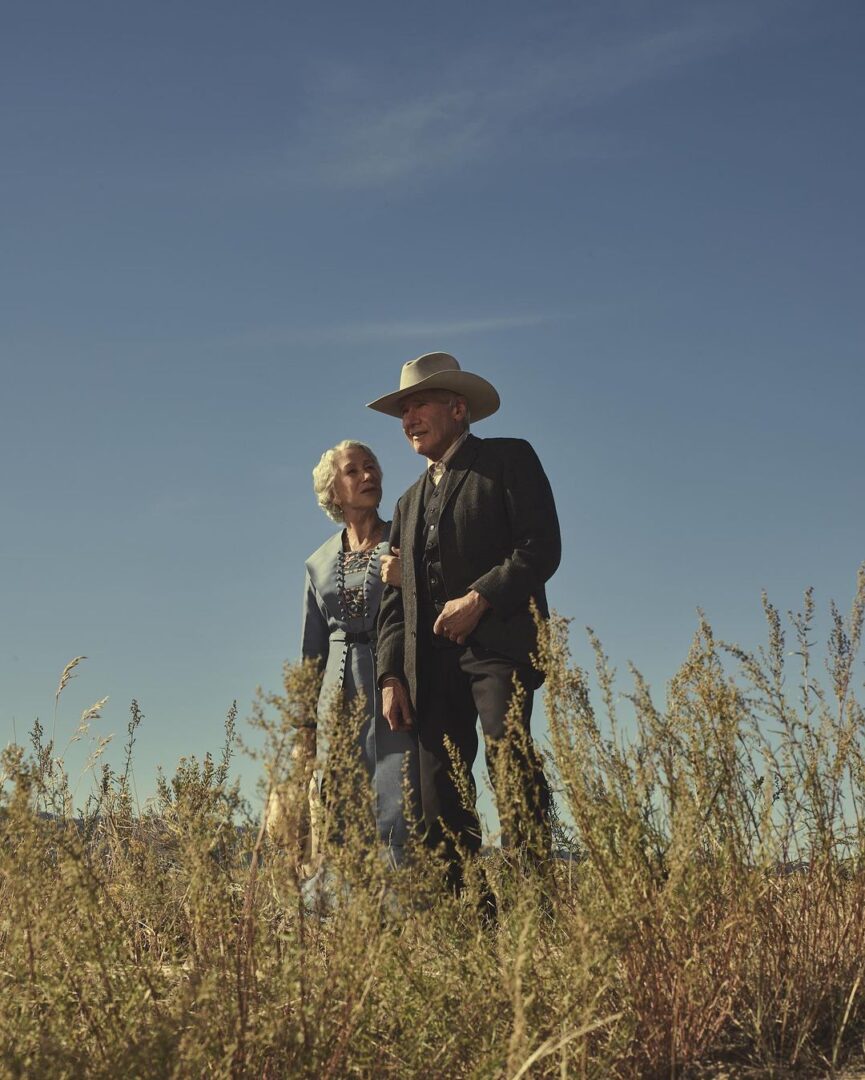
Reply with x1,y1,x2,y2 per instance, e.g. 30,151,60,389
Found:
426,429,470,470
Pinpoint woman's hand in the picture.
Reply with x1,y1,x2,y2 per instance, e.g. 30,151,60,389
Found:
380,546,402,588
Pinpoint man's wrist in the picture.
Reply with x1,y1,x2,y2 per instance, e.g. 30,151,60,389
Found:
469,589,491,612
379,674,403,690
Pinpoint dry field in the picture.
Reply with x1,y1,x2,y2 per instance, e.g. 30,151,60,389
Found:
2,572,865,1078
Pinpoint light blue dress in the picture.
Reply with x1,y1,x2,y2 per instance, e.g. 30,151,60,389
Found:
301,524,420,863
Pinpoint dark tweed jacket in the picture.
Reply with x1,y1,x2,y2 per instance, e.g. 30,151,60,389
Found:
376,433,561,711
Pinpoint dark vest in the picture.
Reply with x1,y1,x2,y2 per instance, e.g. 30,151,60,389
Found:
416,471,459,649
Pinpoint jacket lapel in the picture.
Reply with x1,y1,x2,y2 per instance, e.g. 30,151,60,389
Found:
402,475,426,562
438,433,481,516
306,531,345,609
363,521,391,614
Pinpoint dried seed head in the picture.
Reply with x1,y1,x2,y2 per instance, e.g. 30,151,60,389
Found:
56,656,87,701
80,696,109,724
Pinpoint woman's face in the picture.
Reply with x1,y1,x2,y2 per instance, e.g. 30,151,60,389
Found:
332,447,382,517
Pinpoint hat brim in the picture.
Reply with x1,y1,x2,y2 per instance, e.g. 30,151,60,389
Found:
366,370,500,421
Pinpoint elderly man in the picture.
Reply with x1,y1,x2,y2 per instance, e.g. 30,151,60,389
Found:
368,352,561,888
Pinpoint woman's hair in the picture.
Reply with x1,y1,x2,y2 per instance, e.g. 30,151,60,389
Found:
312,440,382,523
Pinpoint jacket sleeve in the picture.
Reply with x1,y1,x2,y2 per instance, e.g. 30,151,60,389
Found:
300,568,330,663
469,440,561,618
375,500,406,681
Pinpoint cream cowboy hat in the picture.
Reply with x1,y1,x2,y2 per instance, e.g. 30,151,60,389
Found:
366,352,500,421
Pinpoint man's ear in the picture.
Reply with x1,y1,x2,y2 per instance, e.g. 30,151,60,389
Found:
452,396,468,421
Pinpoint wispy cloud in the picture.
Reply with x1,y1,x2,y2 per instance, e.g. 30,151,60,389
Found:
299,92,488,188
230,312,563,349
275,3,764,190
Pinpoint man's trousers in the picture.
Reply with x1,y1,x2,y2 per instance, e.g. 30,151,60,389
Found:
415,641,551,884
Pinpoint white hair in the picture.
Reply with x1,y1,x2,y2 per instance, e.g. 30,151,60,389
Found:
312,440,382,523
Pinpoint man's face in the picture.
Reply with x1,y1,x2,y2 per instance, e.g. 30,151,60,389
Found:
400,390,466,460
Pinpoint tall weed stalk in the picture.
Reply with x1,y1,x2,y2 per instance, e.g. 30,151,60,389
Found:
1,571,865,1076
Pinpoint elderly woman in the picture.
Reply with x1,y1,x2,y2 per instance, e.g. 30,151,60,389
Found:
299,439,419,866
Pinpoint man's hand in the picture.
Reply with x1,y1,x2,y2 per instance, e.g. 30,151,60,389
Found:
381,677,414,732
433,590,490,645
379,546,402,588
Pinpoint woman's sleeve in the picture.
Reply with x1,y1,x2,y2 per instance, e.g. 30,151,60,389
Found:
376,503,405,682
300,568,330,663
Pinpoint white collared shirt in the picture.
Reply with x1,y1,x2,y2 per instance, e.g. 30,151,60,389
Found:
427,430,470,486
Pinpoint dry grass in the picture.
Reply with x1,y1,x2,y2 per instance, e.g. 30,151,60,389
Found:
2,569,865,1077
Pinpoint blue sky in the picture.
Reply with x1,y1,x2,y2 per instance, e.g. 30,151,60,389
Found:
2,0,863,820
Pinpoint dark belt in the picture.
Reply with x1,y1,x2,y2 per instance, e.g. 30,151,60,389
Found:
330,631,374,645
